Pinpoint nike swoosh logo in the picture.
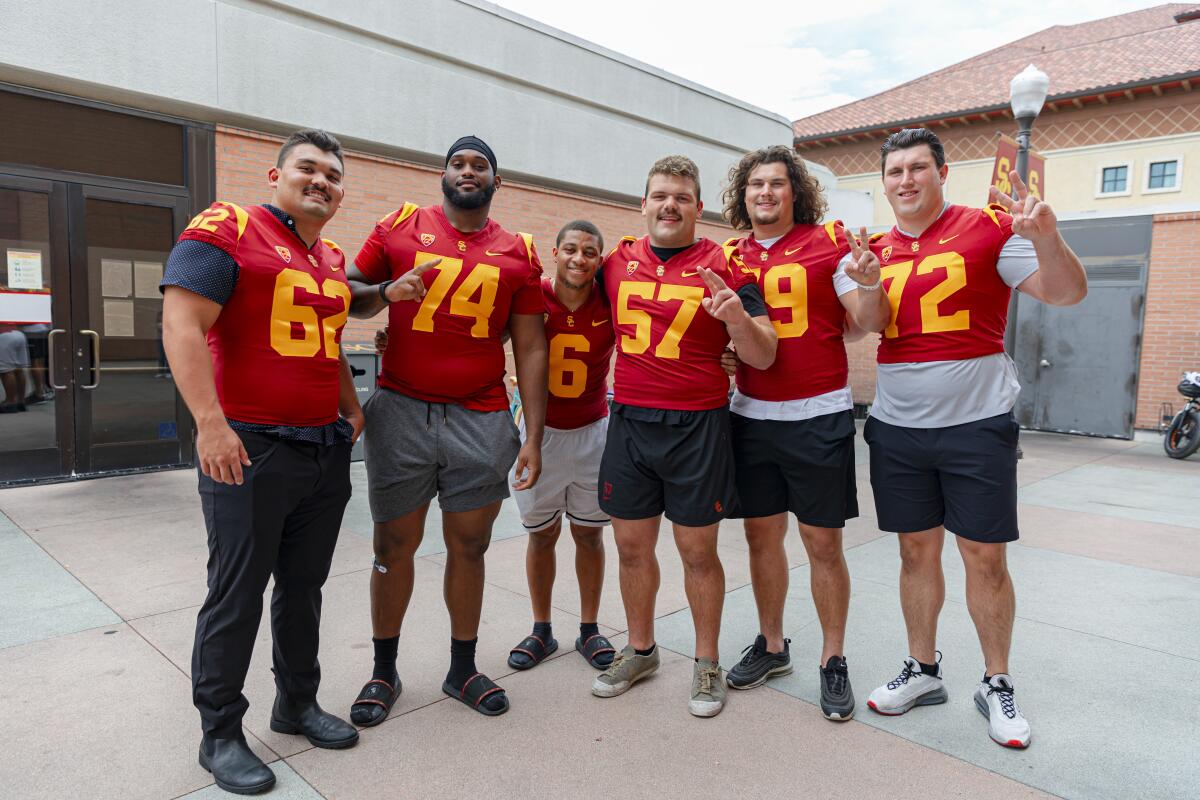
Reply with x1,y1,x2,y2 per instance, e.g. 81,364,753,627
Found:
681,270,699,277
784,246,804,255
485,249,504,257
938,235,960,245
329,263,342,272
592,319,610,327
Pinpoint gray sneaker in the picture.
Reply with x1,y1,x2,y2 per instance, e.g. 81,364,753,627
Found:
689,658,726,717
591,645,660,697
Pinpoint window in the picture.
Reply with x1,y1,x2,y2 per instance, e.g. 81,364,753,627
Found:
1095,162,1133,198
1143,157,1182,194
1101,166,1127,193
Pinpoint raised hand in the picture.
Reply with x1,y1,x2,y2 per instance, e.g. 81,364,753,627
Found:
383,258,442,303
698,266,746,326
989,171,1057,243
844,226,881,287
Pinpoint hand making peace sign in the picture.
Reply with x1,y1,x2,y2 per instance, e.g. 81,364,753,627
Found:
988,171,1057,243
843,226,881,287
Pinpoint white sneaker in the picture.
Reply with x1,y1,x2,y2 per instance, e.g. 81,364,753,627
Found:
867,656,949,715
974,674,1031,748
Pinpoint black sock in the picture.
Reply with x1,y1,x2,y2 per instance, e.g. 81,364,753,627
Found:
372,636,399,683
635,644,656,657
579,622,600,641
448,637,505,712
983,673,993,683
532,620,553,641
918,660,939,677
448,637,478,686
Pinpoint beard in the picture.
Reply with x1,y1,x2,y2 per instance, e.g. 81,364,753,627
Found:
442,174,496,210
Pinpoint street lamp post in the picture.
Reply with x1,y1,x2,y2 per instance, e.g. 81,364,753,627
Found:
1006,65,1048,460
1003,64,1050,356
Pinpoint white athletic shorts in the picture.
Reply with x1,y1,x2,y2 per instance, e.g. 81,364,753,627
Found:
510,415,609,532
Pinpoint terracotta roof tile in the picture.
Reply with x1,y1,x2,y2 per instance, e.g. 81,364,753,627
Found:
794,4,1200,139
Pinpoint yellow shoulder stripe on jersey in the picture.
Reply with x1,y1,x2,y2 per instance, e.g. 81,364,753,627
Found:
386,202,420,229
823,220,843,247
606,236,638,258
868,232,886,243
321,238,342,252
723,236,740,248
721,243,739,265
213,201,249,240
518,232,535,266
983,203,1008,229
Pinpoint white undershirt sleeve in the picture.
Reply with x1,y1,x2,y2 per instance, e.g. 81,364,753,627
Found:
832,253,859,297
997,234,1039,288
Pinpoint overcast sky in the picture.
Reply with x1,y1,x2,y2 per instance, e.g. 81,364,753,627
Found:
494,0,1164,121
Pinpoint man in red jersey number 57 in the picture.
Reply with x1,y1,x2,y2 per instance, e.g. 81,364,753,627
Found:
591,156,776,718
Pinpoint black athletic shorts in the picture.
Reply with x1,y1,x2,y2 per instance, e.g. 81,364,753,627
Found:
863,412,1019,543
728,409,858,528
597,403,735,527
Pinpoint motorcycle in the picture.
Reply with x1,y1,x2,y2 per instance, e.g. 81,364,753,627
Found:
1163,371,1200,459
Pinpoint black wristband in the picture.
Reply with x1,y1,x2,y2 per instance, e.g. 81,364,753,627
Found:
378,280,393,301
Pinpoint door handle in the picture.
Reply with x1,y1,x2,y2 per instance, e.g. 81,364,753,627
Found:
80,329,101,389
1039,359,1052,368
47,328,68,390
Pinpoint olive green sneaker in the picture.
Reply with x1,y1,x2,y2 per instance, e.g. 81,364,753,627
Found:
689,658,726,717
591,645,660,697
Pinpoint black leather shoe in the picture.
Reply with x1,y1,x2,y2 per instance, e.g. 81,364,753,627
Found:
270,697,359,749
198,735,276,795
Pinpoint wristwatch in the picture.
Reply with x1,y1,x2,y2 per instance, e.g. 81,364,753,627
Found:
378,280,393,300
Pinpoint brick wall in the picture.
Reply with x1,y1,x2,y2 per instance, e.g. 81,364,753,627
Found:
1134,212,1200,429
215,126,731,345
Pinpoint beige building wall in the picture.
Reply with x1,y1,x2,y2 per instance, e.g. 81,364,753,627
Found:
827,130,1199,228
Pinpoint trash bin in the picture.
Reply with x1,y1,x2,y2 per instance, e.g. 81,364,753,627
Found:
345,347,378,463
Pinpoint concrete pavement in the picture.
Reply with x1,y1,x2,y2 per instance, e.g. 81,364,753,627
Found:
0,426,1196,799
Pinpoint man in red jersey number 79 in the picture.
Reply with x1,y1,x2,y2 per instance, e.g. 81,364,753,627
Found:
862,128,1086,750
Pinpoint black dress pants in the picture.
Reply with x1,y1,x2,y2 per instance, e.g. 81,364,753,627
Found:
191,431,352,738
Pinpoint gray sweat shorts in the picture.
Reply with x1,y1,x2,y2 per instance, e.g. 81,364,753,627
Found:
362,387,521,522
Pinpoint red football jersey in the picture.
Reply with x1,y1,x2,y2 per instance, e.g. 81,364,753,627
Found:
733,221,851,401
542,278,614,429
178,202,350,426
355,203,544,411
872,204,1015,364
602,236,754,411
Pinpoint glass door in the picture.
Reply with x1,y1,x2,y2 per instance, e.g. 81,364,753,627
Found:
69,185,192,474
0,176,73,481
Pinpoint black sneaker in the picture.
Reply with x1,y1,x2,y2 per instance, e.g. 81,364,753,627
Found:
725,634,792,690
819,655,855,721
